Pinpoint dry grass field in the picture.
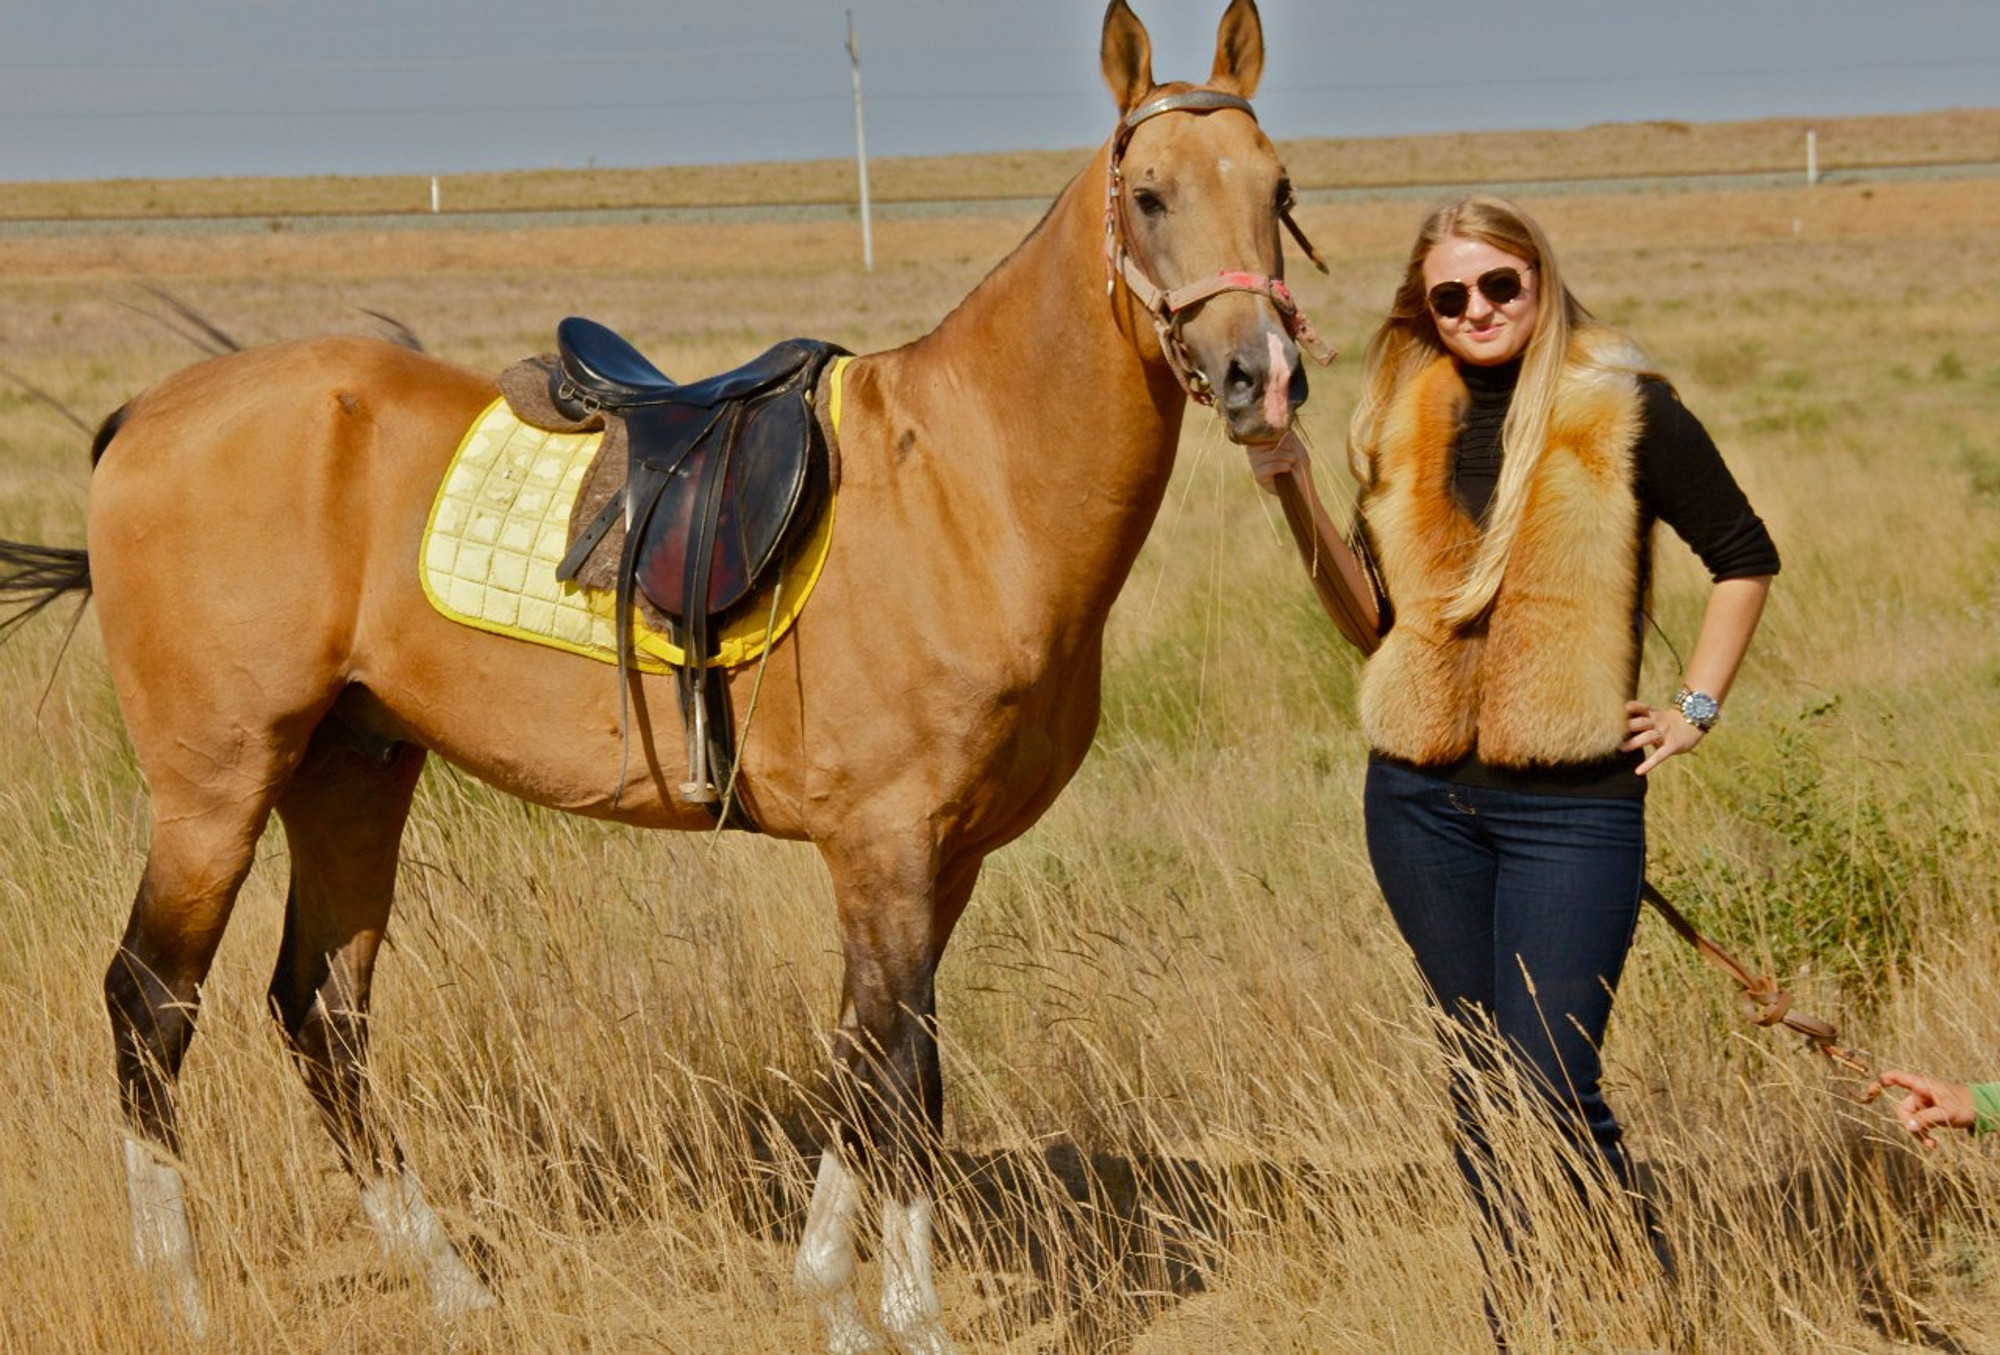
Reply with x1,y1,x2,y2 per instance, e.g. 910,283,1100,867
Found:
1,107,1994,220
3,110,2000,1352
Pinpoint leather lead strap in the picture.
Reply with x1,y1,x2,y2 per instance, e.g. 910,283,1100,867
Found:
1641,881,1872,1078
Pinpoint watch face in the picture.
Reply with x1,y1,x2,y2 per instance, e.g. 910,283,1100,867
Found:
1680,690,1720,724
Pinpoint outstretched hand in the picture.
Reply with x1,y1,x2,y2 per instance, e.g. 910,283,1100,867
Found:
1871,1069,1976,1148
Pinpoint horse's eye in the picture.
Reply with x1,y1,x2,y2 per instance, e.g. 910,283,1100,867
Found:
1132,187,1167,218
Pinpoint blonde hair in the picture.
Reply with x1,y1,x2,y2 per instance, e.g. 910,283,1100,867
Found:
1348,195,1637,628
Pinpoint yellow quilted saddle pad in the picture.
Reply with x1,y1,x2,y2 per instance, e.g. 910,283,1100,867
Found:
419,368,842,672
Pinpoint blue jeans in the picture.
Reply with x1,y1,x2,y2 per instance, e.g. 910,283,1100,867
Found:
1363,757,1662,1284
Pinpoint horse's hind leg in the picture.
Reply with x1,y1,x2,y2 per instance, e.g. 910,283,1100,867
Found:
267,719,494,1318
105,747,289,1337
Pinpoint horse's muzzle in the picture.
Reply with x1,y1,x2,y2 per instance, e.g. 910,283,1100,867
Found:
1216,329,1306,445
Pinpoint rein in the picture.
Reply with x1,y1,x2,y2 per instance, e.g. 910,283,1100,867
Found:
1104,89,1336,405
1640,881,1873,1079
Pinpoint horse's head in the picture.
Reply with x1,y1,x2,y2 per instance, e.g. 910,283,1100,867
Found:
1100,0,1330,447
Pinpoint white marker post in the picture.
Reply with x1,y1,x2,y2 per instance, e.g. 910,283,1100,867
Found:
847,10,874,272
431,175,440,213
1806,129,1818,186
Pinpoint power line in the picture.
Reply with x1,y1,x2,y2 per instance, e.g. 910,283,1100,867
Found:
1283,52,2000,98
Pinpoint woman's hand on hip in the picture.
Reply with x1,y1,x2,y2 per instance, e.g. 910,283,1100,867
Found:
1623,699,1704,775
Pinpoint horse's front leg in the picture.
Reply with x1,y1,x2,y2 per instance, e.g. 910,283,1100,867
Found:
795,1138,872,1353
795,845,976,1355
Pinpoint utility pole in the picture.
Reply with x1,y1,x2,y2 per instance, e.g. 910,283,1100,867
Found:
847,9,874,272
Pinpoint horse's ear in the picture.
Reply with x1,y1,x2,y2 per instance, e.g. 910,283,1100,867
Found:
1208,0,1265,98
1100,0,1154,115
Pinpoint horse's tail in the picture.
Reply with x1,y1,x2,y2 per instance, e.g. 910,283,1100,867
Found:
0,539,91,647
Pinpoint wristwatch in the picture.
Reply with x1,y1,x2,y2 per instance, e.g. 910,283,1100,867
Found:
1672,686,1722,732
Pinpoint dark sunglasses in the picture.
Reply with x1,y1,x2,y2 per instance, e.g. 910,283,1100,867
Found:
1426,265,1534,319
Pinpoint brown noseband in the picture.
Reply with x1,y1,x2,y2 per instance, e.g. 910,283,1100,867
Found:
1104,90,1336,406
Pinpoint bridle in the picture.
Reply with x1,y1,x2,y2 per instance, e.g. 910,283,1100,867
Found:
1104,88,1337,406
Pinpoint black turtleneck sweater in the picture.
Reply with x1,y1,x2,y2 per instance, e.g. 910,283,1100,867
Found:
1383,356,1780,799
1454,357,1780,581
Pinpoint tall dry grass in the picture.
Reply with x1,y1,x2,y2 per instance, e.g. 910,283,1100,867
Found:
3,125,2000,1352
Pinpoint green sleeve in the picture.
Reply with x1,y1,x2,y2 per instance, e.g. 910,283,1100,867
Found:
1971,1083,2000,1135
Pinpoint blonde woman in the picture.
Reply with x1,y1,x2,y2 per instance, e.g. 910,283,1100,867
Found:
1255,195,1776,1339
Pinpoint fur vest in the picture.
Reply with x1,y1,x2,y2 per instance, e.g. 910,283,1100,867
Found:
1357,337,1649,768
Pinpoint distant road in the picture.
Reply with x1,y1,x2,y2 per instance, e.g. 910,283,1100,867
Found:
2,160,1995,239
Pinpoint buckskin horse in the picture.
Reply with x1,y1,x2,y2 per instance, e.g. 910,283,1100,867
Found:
0,2,1327,1349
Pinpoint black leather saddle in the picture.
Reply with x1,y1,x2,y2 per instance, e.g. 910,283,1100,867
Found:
553,317,836,622
556,315,816,412
545,316,844,817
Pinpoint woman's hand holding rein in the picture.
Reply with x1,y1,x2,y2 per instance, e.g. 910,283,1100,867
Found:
1244,428,1310,492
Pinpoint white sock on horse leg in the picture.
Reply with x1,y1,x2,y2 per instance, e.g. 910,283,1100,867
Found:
795,1149,876,1353
879,1193,954,1355
123,1135,209,1340
357,1169,496,1317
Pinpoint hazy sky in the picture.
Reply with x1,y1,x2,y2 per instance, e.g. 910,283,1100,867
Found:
4,1,1996,183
